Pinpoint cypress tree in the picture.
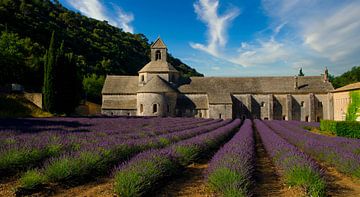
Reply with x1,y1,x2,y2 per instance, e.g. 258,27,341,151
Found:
43,31,56,113
55,43,81,114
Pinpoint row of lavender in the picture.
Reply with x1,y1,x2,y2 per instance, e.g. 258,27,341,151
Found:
113,119,242,196
206,119,255,196
265,120,360,179
205,120,326,197
254,120,326,196
0,117,215,139
16,118,231,191
0,117,218,176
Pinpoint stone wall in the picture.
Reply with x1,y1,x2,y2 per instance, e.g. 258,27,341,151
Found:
291,94,311,121
209,104,232,119
333,91,350,121
102,109,136,116
137,92,177,117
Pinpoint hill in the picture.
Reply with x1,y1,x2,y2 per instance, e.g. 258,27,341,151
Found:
0,0,202,93
0,94,51,118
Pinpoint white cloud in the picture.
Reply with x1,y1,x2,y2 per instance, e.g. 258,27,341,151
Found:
191,0,360,76
231,38,290,67
190,0,239,57
114,6,134,33
262,0,360,66
66,0,134,33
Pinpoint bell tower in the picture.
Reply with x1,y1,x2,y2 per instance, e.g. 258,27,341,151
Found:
151,37,167,62
138,37,179,85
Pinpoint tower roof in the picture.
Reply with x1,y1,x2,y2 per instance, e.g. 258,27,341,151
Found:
138,61,178,73
137,76,177,93
151,37,167,49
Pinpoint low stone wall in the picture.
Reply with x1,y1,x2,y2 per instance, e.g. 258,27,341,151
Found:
23,92,43,109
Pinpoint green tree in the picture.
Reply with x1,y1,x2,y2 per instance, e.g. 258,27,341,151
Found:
0,31,27,84
346,90,360,121
331,66,360,88
43,31,56,113
55,43,81,114
83,74,105,104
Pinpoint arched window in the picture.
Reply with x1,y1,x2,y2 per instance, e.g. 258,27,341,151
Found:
140,75,144,82
153,104,158,113
301,101,305,107
140,104,144,113
155,50,161,60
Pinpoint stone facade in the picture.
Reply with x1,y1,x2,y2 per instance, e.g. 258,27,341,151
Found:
102,38,335,121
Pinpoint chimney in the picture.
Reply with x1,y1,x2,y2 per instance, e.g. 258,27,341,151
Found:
323,67,329,82
294,76,298,90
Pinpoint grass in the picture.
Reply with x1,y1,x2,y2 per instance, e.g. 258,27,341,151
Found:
207,167,247,197
0,144,63,176
114,154,176,197
285,166,326,197
20,170,46,190
173,145,200,166
0,94,51,118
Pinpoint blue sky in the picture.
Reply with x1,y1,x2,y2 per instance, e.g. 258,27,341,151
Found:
59,0,360,77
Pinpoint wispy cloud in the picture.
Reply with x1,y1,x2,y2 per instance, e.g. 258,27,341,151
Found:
66,0,134,33
231,38,290,67
190,0,239,57
261,0,360,75
191,0,360,76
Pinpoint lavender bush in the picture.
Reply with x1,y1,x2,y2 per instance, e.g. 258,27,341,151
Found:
17,118,229,189
113,119,241,197
254,120,326,196
206,119,255,197
0,117,216,177
266,120,360,179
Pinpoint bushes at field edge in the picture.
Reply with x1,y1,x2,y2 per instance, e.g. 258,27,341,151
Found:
320,120,360,138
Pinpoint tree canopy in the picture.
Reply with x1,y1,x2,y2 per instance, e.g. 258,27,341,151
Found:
330,66,360,89
0,0,203,101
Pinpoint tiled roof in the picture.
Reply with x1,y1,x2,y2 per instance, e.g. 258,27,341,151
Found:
333,82,360,92
151,37,167,49
138,61,178,73
137,76,176,93
178,76,334,104
101,76,138,94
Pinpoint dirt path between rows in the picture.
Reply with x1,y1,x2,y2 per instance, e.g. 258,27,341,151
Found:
320,163,360,196
0,178,18,197
52,178,114,197
253,130,304,197
157,161,214,197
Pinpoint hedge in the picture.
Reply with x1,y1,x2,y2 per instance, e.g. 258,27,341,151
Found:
320,120,360,139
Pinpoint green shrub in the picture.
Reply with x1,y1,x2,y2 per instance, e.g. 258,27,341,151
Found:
44,152,101,182
320,120,360,138
207,168,247,197
114,155,175,197
346,90,360,121
173,145,200,166
20,170,46,189
285,166,326,197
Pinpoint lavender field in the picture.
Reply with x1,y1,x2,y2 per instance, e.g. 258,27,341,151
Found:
0,117,359,197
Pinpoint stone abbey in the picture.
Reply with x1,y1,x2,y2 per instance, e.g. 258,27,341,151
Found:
101,38,334,121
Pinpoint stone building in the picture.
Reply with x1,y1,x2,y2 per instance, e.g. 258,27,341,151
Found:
102,38,334,121
333,82,360,121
